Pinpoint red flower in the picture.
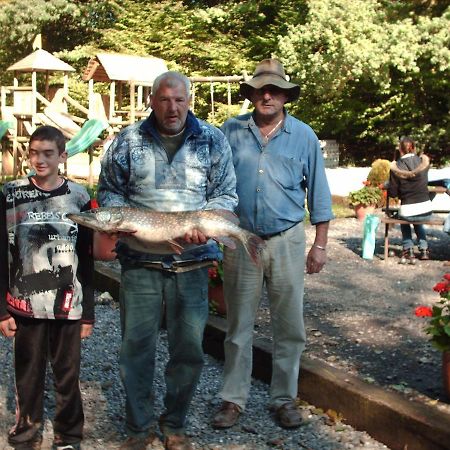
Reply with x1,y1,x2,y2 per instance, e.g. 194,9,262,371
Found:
433,282,449,293
444,274,450,281
208,268,218,279
414,306,433,317
91,198,99,209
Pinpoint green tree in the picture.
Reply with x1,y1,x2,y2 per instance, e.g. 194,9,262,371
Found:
0,0,114,84
277,0,449,163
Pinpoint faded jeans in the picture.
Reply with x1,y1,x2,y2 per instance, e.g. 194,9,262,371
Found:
399,213,432,250
219,222,306,410
118,261,209,437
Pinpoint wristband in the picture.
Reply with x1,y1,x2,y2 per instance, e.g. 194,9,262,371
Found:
313,244,326,251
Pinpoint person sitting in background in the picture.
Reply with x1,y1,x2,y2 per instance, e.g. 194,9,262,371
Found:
388,136,432,263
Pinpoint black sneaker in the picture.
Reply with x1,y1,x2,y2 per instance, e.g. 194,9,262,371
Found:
419,249,430,260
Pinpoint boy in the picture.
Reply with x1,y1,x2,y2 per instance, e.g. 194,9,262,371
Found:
0,126,94,450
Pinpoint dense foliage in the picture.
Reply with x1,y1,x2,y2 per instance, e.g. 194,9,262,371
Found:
0,0,448,165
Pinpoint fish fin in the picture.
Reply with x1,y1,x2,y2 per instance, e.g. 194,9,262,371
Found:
243,233,266,265
168,239,185,254
116,228,137,234
214,236,236,249
213,209,239,225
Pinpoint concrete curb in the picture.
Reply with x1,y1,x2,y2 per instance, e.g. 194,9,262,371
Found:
94,262,450,450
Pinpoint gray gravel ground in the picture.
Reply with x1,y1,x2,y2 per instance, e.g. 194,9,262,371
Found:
0,298,389,450
1,214,449,449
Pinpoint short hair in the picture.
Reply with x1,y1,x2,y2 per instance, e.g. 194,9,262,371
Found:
151,71,191,98
30,126,66,154
399,136,416,154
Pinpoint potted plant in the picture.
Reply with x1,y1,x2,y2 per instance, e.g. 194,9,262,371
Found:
347,181,384,220
208,262,226,316
415,273,450,398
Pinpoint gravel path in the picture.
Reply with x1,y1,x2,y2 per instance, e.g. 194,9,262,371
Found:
0,299,389,450
1,214,449,449
264,216,450,414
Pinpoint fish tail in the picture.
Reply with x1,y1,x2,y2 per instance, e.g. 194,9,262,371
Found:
243,232,266,265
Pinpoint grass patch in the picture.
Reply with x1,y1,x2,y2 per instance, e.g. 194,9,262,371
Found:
332,195,354,218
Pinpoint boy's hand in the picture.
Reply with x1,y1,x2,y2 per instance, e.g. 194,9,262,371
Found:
0,317,17,338
81,323,93,339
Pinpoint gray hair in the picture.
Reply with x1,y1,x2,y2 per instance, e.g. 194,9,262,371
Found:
151,71,191,97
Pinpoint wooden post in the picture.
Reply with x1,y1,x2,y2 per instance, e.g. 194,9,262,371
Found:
31,71,37,116
109,81,115,121
210,82,214,121
1,86,6,111
118,82,123,111
88,146,94,188
44,71,49,100
137,85,143,111
227,78,231,117
129,82,136,123
88,79,94,118
191,82,196,113
63,73,69,95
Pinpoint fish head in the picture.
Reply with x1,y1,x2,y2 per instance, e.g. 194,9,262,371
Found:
67,207,125,233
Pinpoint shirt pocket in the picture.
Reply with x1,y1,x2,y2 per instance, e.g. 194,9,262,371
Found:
269,154,303,190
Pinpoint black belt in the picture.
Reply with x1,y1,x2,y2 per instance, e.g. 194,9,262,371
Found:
259,231,284,240
259,222,300,240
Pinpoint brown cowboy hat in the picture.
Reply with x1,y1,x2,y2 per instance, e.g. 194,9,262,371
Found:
240,59,300,103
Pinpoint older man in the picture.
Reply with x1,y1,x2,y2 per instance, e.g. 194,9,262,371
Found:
98,71,237,450
212,59,334,429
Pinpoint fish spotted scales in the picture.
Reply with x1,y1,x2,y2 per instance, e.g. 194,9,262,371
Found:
67,207,266,264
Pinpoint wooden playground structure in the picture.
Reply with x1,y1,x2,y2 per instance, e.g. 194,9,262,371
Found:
0,49,249,186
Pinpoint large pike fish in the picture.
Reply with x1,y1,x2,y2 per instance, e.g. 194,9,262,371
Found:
67,207,266,264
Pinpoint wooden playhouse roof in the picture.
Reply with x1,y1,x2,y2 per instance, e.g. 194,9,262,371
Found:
7,49,75,73
82,53,168,85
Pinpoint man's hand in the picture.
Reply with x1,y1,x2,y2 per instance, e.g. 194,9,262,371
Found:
306,246,327,274
0,317,17,338
81,323,93,339
183,229,208,245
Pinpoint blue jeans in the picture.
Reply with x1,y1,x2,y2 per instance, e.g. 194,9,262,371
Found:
399,213,432,250
118,262,209,437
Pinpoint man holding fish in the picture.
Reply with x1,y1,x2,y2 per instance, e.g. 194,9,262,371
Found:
95,71,238,450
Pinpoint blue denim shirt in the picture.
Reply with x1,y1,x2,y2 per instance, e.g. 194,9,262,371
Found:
221,112,333,235
97,110,238,264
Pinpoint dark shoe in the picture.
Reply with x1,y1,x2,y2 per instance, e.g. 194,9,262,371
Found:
9,435,42,450
164,434,193,450
399,248,416,265
419,249,430,260
275,401,302,429
211,401,242,429
119,434,163,450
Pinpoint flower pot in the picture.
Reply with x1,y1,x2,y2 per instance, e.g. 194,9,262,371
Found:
354,204,376,221
443,351,450,400
208,285,226,316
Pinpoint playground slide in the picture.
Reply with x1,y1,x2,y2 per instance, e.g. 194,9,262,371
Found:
36,108,81,139
0,120,13,140
66,119,109,158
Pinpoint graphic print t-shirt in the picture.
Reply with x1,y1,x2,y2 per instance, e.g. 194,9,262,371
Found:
0,177,92,320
